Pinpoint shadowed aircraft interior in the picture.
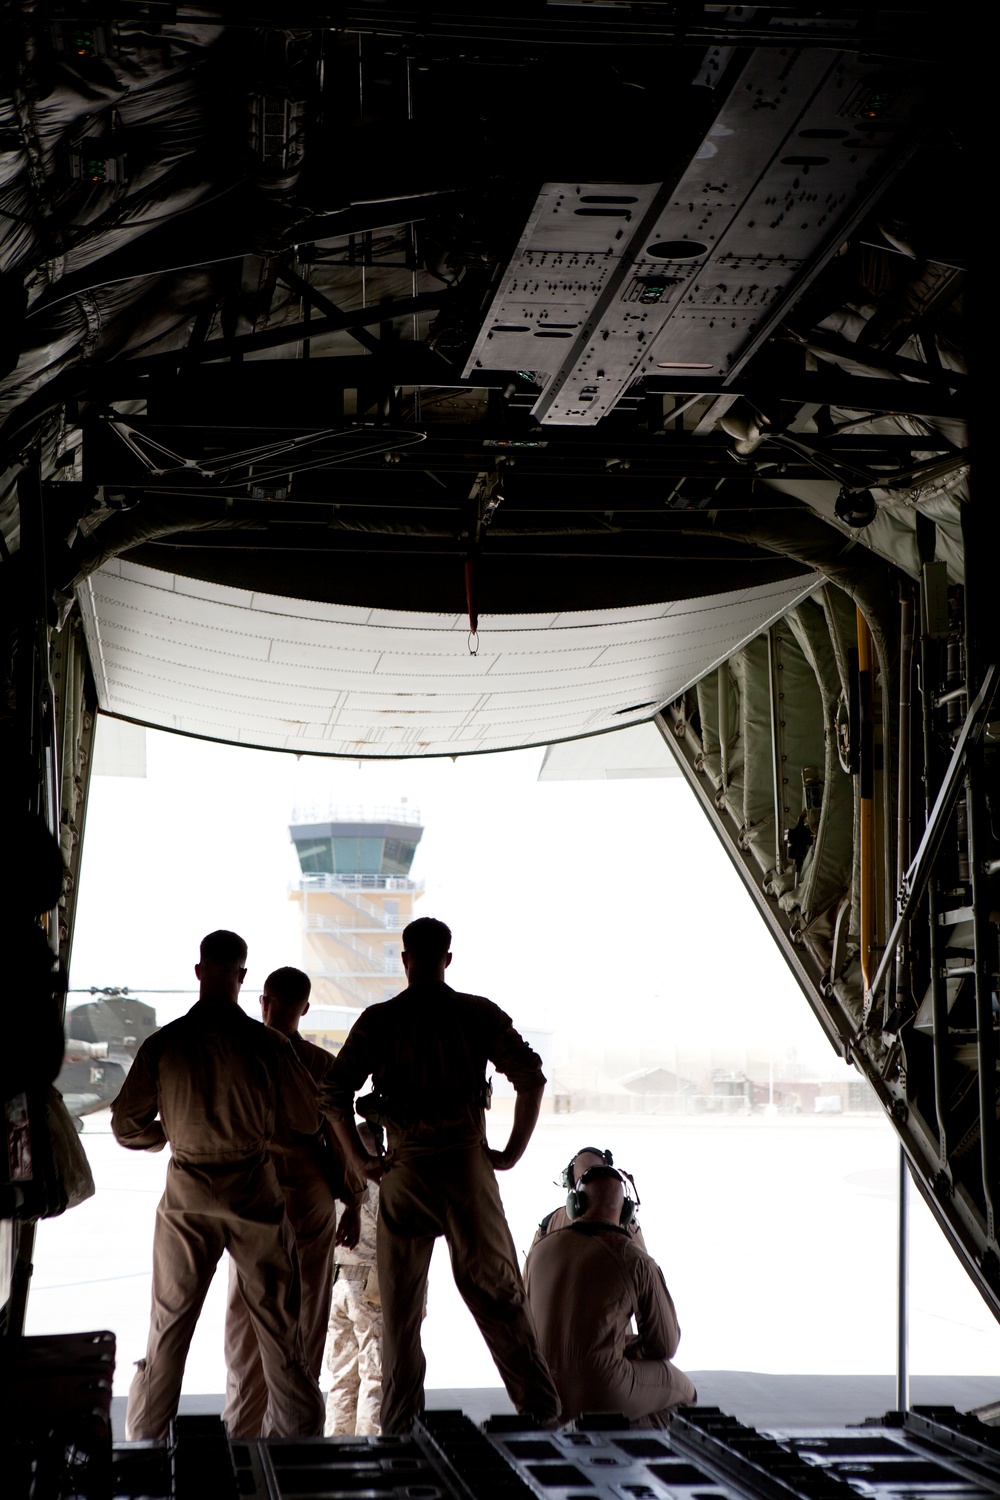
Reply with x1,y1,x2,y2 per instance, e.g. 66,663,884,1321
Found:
1,6,994,1495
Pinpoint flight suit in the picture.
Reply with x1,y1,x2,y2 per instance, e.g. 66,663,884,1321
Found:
524,1221,696,1425
112,998,326,1441
223,1031,360,1438
530,1204,647,1252
322,981,560,1434
325,1181,382,1436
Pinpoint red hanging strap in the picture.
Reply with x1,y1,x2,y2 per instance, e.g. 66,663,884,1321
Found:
464,555,479,655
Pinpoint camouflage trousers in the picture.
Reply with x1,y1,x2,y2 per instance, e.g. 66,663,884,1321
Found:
325,1267,383,1436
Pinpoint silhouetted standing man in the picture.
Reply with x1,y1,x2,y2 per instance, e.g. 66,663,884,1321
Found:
112,931,325,1440
223,965,363,1437
323,916,560,1434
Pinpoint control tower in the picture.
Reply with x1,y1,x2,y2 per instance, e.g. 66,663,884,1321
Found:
288,805,424,1043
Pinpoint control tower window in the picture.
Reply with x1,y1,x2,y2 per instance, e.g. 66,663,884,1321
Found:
295,838,333,875
383,838,417,874
331,837,383,874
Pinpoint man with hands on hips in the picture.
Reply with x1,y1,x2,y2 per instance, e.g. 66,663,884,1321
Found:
320,916,560,1434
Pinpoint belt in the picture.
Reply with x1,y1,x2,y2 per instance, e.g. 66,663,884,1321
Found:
335,1264,372,1281
173,1150,268,1174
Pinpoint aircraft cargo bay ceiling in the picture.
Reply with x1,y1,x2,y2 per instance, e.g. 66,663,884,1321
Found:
76,560,820,754
0,7,968,750
2,10,996,1327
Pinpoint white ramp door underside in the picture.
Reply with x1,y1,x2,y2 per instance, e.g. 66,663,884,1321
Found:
78,559,819,757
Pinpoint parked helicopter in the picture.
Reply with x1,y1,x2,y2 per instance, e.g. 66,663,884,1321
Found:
55,989,158,1131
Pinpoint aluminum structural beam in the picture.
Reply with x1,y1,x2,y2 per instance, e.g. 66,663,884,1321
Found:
642,372,968,420
121,531,792,565
78,411,946,513
83,348,968,426
23,191,460,321
112,294,447,378
865,663,999,1013
181,6,956,62
787,328,968,389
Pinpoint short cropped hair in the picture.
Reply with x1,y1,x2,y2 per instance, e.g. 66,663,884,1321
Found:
200,929,248,966
402,916,452,961
579,1166,625,1215
265,966,311,1008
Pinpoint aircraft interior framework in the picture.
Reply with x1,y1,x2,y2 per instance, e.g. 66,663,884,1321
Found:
0,4,995,1495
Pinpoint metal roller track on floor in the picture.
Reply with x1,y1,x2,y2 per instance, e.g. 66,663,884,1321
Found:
106,1406,1000,1500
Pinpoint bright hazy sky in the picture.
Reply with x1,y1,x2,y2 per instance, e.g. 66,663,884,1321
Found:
71,718,839,1079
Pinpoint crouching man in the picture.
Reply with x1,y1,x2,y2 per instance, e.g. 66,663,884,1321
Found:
530,1145,647,1252
524,1163,696,1427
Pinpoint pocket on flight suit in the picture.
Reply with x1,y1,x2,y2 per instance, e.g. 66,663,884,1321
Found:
362,1265,381,1308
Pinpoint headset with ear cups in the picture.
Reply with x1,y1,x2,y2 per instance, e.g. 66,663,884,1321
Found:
565,1163,639,1227
560,1146,613,1190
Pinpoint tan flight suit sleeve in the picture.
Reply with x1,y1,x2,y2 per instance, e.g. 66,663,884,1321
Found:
111,1040,167,1152
340,1157,366,1208
317,1121,365,1207
482,1002,546,1093
275,1036,324,1137
629,1251,682,1362
287,1036,363,1204
318,1011,376,1123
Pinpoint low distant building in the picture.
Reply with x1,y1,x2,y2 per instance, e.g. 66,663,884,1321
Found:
547,1054,881,1117
619,1066,699,1113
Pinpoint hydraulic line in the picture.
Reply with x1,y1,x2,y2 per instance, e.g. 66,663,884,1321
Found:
857,606,876,995
767,629,784,875
894,587,915,1020
718,662,730,791
961,504,998,1246
896,1145,910,1412
967,754,997,1244
919,574,949,1164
